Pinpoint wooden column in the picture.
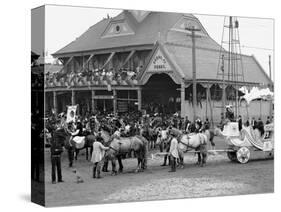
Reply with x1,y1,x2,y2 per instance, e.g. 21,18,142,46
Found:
91,90,95,113
206,84,209,119
53,91,57,114
137,88,142,111
113,89,117,115
71,90,75,105
180,82,185,117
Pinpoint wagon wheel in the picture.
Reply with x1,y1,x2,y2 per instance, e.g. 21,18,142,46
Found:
227,149,237,162
236,147,250,164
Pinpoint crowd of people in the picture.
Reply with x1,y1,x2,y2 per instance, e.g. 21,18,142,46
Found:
46,105,273,183
45,67,141,87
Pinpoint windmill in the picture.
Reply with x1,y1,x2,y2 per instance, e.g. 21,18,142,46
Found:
214,16,248,121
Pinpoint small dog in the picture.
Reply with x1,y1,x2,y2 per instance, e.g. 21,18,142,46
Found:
72,169,84,183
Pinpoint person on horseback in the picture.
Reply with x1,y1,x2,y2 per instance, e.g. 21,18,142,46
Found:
91,136,109,179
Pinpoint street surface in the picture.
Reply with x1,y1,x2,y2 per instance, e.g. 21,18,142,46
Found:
44,137,274,207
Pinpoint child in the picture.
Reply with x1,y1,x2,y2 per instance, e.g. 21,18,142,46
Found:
91,136,109,179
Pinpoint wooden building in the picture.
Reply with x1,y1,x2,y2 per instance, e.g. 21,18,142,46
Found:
45,10,272,122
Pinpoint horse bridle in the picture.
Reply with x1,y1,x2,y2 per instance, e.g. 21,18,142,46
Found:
179,134,191,148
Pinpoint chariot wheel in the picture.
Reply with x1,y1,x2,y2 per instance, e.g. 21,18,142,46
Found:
236,147,250,164
227,150,237,162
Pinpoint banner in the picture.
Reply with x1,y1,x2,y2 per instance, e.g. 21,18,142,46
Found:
66,105,78,123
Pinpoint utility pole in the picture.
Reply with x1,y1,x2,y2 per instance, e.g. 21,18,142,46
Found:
186,26,201,122
269,55,272,80
221,54,226,120
269,54,273,122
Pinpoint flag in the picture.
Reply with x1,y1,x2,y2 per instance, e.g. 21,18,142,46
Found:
66,105,78,123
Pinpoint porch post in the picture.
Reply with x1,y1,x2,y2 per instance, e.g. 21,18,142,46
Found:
71,89,75,105
137,88,142,111
113,89,117,115
206,84,209,120
53,91,57,114
180,82,185,117
91,90,95,113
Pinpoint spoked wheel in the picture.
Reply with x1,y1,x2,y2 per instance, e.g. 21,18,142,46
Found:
236,147,250,164
227,149,237,162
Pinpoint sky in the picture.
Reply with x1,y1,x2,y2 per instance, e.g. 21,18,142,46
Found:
34,5,274,80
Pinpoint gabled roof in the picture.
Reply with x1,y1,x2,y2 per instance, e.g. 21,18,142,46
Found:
164,42,272,85
53,11,197,56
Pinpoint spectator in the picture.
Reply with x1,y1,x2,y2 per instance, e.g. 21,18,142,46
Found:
237,115,242,131
265,116,271,124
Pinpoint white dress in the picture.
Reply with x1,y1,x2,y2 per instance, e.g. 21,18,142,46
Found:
91,142,109,163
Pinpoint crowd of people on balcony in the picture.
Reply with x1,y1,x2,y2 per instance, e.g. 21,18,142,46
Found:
45,65,143,87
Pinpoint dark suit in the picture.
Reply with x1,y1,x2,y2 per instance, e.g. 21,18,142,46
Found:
50,129,65,182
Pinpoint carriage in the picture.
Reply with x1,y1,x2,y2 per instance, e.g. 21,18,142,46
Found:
221,122,274,164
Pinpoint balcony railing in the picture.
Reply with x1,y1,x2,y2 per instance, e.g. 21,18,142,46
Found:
45,67,142,88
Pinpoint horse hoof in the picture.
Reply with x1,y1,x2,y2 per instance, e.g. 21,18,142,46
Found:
134,169,139,173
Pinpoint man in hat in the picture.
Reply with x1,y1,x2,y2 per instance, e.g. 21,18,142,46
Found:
169,130,179,172
50,122,65,184
225,105,234,122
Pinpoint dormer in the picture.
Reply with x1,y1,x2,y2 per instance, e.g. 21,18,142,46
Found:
171,16,207,36
129,10,150,23
101,19,134,38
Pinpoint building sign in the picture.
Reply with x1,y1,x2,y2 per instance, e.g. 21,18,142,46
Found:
147,48,172,72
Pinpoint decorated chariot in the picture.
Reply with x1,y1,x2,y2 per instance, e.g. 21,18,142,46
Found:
221,121,274,164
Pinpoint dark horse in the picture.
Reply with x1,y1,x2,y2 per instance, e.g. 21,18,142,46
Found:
104,134,148,174
60,128,96,167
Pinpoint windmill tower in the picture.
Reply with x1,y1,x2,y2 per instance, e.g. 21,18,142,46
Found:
215,16,247,120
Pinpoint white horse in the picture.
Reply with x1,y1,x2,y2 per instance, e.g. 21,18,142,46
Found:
155,128,170,152
177,131,209,167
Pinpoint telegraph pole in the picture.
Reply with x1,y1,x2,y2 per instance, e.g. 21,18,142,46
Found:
186,26,201,121
269,55,273,122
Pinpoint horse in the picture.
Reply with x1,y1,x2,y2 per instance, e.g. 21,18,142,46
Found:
155,127,170,152
64,131,96,167
105,135,148,174
140,125,161,150
167,125,214,167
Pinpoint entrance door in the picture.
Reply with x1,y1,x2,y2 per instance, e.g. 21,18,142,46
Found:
142,73,180,114
96,99,113,114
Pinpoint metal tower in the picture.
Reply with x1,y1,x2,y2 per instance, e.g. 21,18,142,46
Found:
214,16,247,120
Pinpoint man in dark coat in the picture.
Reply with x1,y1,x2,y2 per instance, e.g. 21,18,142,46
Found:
238,115,243,131
204,118,210,130
265,116,271,124
51,126,65,184
257,118,264,136
251,117,258,129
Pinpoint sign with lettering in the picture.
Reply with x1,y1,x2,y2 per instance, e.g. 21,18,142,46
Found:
147,48,172,72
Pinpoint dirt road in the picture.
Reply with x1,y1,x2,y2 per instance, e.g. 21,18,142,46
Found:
44,139,274,207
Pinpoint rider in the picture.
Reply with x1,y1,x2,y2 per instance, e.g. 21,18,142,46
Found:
71,120,84,137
